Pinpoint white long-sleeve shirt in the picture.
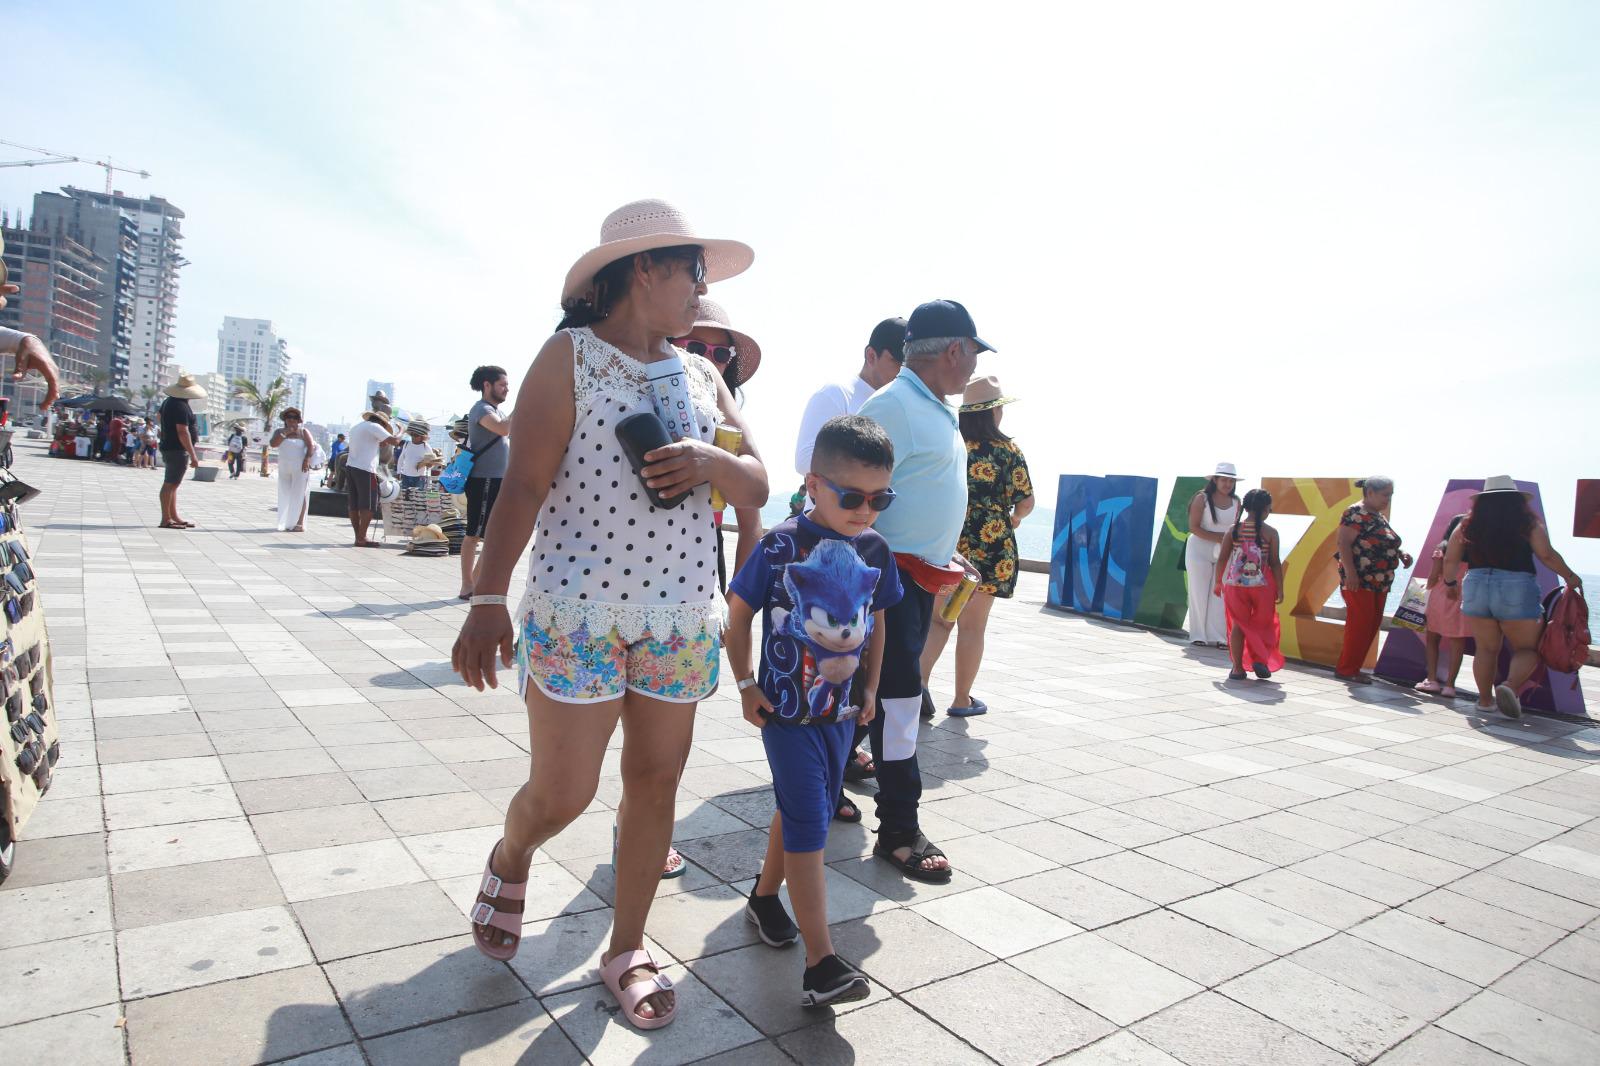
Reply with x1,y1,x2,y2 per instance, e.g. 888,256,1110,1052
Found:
793,375,878,477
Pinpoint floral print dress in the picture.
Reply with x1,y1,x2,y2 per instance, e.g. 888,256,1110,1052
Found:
957,438,1034,598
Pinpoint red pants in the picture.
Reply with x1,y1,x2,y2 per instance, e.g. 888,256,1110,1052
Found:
1337,587,1385,676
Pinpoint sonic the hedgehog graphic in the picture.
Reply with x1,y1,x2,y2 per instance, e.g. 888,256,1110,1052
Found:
769,539,881,720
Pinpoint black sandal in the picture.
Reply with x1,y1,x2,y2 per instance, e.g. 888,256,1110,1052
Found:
842,750,876,783
834,793,862,823
873,829,953,884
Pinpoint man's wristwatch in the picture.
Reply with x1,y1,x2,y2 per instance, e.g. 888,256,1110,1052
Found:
736,677,758,692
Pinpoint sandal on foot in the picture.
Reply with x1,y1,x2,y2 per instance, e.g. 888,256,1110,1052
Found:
842,750,876,782
614,824,687,880
1252,662,1272,680
1227,669,1248,681
801,954,871,1008
601,948,677,1030
1415,679,1443,695
873,830,953,884
469,842,527,961
947,697,988,717
1440,685,1457,699
834,794,862,823
1493,684,1523,720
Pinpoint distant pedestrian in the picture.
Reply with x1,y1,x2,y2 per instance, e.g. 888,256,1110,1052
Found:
1185,464,1240,647
1335,476,1413,683
270,407,314,532
1416,514,1470,699
345,411,399,547
1215,489,1284,681
324,433,347,486
157,374,206,530
459,366,511,598
226,426,249,478
920,375,1034,717
1443,476,1585,718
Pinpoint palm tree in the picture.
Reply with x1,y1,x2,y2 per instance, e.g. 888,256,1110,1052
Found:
85,368,110,395
138,385,160,415
232,376,290,476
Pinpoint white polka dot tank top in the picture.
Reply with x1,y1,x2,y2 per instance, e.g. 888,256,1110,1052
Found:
517,327,724,643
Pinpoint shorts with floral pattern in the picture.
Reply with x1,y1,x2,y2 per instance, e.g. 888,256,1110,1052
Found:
516,616,720,704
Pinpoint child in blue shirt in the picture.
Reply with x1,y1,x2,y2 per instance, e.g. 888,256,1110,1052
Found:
726,414,903,1007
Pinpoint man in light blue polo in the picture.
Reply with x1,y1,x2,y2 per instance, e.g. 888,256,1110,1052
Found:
856,299,989,883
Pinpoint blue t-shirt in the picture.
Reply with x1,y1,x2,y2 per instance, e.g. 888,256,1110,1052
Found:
729,514,903,725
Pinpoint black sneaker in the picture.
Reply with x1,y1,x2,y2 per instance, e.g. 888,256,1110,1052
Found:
920,687,935,719
745,888,799,947
1252,662,1271,680
801,954,871,1008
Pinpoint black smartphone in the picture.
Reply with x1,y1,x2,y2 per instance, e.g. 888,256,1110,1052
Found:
614,412,688,510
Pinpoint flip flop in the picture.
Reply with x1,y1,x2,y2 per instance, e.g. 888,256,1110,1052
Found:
947,698,988,717
469,841,527,961
601,948,677,1030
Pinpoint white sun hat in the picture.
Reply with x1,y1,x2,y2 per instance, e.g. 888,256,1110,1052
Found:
561,199,753,304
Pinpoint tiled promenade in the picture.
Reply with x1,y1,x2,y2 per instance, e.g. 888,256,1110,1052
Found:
3,440,1598,1066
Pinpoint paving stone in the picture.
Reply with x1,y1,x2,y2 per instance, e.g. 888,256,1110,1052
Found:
96,732,216,764
1350,910,1526,986
1071,851,1219,905
293,880,466,961
0,875,112,949
1012,932,1203,1026
826,906,994,992
1133,992,1351,1066
1220,958,1423,1059
1172,888,1338,954
106,816,262,874
103,783,243,831
939,831,1060,884
913,884,1081,958
232,771,363,815
348,764,470,801
1006,865,1159,928
1135,835,1274,885
544,963,759,1066
692,939,892,1036
373,790,503,835
324,937,528,1038
1371,1025,1521,1065
362,1001,584,1065
100,754,227,794
906,961,1117,1065
124,964,350,1066
1400,888,1566,955
1490,958,1600,1030
1100,909,1274,987
778,998,991,1064
117,903,313,998
267,838,428,901
112,855,286,929
1232,867,1389,928
0,1004,128,1066
1289,852,1432,907
1538,932,1600,982
1289,931,1478,1018
400,824,504,879
1439,989,1599,1066
250,802,395,853
0,931,119,1026
994,820,1123,865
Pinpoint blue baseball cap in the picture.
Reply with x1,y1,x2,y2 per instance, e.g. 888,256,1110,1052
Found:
904,299,994,353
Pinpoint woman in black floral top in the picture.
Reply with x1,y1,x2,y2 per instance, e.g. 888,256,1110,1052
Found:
919,376,1034,717
1335,476,1413,682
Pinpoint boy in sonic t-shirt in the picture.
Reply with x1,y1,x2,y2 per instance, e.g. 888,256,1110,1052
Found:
726,414,902,1008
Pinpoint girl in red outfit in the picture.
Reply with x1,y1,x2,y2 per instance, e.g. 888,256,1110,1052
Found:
1215,489,1285,680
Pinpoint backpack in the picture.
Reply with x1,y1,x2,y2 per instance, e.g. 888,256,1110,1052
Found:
1537,585,1592,681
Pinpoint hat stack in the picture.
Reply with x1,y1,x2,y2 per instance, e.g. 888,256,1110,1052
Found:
407,524,450,557
439,511,467,555
405,416,432,438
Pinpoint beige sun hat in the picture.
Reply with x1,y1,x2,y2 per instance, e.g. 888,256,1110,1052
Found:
685,298,762,384
1473,475,1531,498
959,375,1017,412
361,411,394,433
410,524,448,544
164,373,207,400
561,199,753,304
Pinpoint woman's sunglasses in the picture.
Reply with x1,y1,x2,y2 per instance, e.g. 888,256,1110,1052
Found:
672,339,735,366
815,476,897,512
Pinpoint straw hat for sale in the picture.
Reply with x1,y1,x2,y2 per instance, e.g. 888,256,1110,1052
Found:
410,524,448,544
1473,475,1532,498
959,375,1017,413
361,411,394,433
562,199,753,303
686,298,762,384
164,373,207,400
404,416,431,438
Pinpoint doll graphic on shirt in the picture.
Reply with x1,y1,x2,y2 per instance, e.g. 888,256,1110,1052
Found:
768,539,881,721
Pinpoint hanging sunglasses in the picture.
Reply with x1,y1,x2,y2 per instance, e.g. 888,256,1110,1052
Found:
0,637,12,666
3,570,26,596
5,691,22,722
815,476,898,512
17,645,38,674
3,594,21,627
8,711,44,745
671,338,735,366
31,671,46,698
14,738,41,775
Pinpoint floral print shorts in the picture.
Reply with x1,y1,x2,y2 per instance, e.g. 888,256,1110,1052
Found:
517,616,720,704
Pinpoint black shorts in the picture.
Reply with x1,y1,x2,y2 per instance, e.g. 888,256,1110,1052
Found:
347,471,377,513
465,477,502,538
160,451,189,485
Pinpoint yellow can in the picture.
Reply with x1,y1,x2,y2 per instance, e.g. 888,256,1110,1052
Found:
939,569,980,623
709,424,742,512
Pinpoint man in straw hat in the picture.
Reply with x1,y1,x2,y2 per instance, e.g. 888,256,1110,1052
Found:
855,300,993,884
345,410,400,547
157,372,207,530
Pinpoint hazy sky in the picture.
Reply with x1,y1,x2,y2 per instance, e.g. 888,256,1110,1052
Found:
6,1,1597,567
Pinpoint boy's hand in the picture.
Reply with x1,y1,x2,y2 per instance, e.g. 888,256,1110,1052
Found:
740,686,774,729
857,689,877,726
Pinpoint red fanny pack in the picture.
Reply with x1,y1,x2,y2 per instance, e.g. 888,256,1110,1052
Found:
894,553,965,595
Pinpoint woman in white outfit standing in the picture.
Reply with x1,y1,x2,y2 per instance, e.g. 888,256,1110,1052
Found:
271,407,314,532
1185,462,1240,646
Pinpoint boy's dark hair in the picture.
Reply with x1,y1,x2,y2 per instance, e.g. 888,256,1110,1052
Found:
470,365,507,392
811,415,894,473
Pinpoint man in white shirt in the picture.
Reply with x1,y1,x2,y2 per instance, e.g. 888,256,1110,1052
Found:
792,317,906,477
345,412,400,547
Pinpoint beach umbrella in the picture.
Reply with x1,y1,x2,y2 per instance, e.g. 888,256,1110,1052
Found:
84,396,137,414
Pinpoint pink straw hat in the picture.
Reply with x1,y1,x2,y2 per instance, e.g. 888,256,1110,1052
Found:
686,298,762,384
562,199,753,303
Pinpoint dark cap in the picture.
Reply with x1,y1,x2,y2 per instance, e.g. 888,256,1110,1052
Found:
867,317,908,361
905,299,993,353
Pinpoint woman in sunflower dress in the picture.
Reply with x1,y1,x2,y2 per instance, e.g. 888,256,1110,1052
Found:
919,376,1034,716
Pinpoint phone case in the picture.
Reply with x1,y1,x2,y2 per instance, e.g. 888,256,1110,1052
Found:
614,412,689,511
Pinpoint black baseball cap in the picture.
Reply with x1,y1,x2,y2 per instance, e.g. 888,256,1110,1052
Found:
867,317,908,361
904,299,994,353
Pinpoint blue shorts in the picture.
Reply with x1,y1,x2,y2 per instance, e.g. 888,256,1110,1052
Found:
763,717,854,853
1461,569,1542,622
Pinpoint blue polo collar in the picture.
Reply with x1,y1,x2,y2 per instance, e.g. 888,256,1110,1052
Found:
899,369,957,427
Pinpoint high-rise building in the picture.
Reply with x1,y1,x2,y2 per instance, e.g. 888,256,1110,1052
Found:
286,372,308,414
0,220,105,417
217,317,291,418
364,379,395,409
30,187,184,395
196,371,232,440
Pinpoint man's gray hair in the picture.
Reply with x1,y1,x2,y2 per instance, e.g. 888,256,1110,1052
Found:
903,336,967,362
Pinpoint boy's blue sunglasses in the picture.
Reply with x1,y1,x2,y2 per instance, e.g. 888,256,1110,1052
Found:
816,477,896,512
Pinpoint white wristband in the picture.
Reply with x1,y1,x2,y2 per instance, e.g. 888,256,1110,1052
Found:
469,595,509,607
736,677,758,692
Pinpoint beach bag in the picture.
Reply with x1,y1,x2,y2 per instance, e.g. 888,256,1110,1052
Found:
439,436,497,494
309,442,327,470
1391,578,1429,632
1537,585,1591,680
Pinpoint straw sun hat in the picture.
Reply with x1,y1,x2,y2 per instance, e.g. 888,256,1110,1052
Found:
686,298,762,384
361,411,394,433
562,199,753,304
164,373,207,400
959,375,1017,413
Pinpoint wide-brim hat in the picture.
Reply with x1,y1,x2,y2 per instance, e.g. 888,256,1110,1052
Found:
362,411,394,433
959,375,1017,412
164,373,207,400
687,298,761,384
562,199,753,304
404,416,431,437
1214,462,1240,479
410,524,448,544
1473,475,1532,498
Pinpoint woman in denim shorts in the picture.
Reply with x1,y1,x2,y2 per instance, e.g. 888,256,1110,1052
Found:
1443,476,1584,719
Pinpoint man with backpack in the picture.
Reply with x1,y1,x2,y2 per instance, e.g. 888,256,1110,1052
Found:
459,365,511,599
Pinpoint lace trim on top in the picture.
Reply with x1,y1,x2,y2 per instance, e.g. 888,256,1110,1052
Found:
516,588,725,645
571,326,720,439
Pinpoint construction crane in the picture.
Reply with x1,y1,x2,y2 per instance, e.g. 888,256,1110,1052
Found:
0,137,150,194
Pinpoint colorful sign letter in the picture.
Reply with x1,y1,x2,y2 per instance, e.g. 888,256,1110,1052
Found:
1260,477,1362,668
1047,475,1158,619
1135,476,1208,630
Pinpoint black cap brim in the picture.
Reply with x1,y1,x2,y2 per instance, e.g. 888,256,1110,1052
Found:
972,336,995,354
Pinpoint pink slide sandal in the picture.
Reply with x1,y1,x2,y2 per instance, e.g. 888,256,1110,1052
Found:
601,948,677,1030
469,842,528,961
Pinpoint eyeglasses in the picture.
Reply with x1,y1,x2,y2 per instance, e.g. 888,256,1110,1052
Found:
672,339,735,366
15,738,50,790
815,476,897,512
8,712,43,745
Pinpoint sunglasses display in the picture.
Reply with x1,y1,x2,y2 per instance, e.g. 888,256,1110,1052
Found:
0,505,60,852
816,477,898,512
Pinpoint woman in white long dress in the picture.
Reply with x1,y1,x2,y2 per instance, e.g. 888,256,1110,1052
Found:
1185,462,1240,646
271,408,314,532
